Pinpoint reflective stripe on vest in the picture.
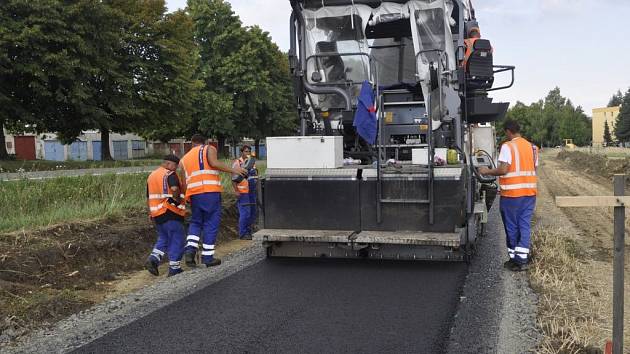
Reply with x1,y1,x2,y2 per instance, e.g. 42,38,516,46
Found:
181,145,223,198
499,137,537,197
147,167,186,217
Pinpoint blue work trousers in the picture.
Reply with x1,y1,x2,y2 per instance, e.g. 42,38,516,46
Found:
185,192,222,264
500,195,536,265
149,219,185,273
248,177,257,227
237,193,252,238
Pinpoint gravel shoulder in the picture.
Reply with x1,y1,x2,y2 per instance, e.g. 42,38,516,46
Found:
446,200,541,354
2,245,265,354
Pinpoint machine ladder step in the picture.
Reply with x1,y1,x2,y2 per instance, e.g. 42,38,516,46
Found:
379,198,430,204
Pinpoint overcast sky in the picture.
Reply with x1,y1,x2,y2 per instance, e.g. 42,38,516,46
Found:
166,0,630,115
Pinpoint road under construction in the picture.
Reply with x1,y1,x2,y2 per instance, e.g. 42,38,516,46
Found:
58,208,538,354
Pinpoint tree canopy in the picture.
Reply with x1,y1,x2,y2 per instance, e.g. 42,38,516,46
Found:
608,90,624,107
603,120,613,146
0,0,295,159
614,89,630,143
503,87,592,147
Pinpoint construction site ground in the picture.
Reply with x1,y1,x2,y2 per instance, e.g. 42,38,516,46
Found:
532,150,630,352
4,195,541,353
4,149,630,353
0,195,247,347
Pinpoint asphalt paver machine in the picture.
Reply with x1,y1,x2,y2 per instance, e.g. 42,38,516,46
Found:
254,0,514,261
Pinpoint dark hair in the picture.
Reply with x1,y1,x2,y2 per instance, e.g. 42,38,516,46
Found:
503,120,520,134
191,134,206,144
163,154,180,164
240,145,251,152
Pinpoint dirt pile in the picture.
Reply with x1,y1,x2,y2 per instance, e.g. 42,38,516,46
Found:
0,197,240,345
557,150,630,180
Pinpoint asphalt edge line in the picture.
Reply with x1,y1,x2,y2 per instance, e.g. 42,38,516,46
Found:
1,244,266,354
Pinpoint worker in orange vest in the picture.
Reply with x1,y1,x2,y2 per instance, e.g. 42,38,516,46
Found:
462,26,481,69
145,155,187,277
232,145,252,240
479,120,538,271
179,134,247,268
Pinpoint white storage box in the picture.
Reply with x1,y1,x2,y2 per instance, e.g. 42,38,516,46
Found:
412,148,428,165
267,136,343,169
412,148,447,165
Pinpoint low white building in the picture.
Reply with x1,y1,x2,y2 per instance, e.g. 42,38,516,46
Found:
3,129,149,161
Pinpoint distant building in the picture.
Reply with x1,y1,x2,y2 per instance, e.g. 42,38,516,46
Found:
3,130,149,161
592,106,620,147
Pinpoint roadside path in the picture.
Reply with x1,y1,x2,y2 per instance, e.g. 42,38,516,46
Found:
0,166,157,181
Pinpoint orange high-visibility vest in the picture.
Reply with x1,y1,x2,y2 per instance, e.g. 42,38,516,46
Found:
233,159,249,194
180,145,223,199
462,38,477,69
499,137,537,197
147,167,186,218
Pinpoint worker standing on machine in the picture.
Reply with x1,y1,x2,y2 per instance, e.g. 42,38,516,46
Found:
233,146,253,240
478,120,538,271
180,135,247,268
145,155,187,277
462,26,481,69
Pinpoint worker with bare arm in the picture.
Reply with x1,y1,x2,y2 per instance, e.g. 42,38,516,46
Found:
145,155,187,277
232,146,252,240
179,134,247,268
478,120,538,271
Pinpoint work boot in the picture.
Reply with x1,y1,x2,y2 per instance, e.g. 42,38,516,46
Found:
184,252,196,268
167,268,183,277
145,259,159,276
205,258,222,267
503,260,515,269
510,262,529,272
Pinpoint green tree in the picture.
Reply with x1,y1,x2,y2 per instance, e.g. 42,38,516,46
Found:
52,0,200,159
608,90,624,107
504,88,591,147
615,89,630,143
0,0,90,158
604,120,613,145
134,9,202,143
189,0,247,155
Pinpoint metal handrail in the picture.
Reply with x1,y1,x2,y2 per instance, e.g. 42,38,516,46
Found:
486,65,515,92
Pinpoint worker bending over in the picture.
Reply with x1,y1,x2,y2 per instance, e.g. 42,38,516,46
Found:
232,146,253,240
479,120,538,271
145,155,187,277
180,135,247,267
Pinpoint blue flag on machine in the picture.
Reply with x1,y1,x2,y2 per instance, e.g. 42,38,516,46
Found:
353,81,377,145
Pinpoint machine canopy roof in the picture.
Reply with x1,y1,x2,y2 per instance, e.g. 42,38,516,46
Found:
299,0,473,21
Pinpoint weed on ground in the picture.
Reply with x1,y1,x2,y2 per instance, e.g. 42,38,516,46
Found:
530,227,606,354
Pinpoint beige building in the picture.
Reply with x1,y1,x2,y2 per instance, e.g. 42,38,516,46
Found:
592,106,620,146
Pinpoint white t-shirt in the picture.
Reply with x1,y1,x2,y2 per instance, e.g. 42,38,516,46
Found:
498,138,539,167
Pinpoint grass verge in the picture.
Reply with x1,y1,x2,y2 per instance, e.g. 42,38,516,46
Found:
0,159,162,173
530,227,606,354
0,161,265,234
0,174,148,233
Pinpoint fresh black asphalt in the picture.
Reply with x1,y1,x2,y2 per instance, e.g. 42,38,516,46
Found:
75,257,467,353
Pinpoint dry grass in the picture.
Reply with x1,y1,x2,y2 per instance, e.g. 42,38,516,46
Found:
530,227,607,354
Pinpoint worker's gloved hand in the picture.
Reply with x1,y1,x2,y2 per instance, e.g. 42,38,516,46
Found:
234,167,248,177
